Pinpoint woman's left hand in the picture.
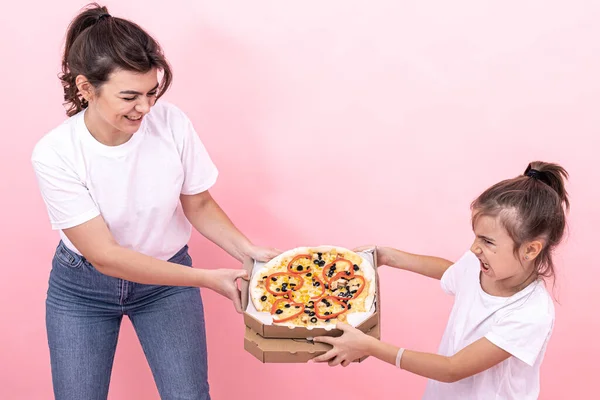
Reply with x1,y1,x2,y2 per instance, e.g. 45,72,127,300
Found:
245,244,282,262
311,323,373,367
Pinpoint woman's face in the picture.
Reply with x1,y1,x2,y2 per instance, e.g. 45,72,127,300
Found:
85,68,159,139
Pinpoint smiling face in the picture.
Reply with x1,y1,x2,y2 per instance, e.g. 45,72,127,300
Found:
77,68,159,144
470,210,542,295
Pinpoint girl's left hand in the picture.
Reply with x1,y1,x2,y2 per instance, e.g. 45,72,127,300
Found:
311,323,373,367
245,244,282,262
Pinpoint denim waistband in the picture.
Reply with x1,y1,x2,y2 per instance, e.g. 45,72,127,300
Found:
55,241,190,267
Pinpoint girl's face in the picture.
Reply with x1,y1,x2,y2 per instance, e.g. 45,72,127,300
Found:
470,212,539,295
81,68,159,143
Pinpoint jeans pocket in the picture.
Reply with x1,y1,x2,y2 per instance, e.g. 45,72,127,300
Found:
53,243,84,269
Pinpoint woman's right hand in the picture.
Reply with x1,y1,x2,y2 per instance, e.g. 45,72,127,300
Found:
204,269,248,313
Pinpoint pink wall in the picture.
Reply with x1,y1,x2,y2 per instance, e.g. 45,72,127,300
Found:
1,1,598,399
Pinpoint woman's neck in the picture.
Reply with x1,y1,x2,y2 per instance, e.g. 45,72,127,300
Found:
84,107,132,146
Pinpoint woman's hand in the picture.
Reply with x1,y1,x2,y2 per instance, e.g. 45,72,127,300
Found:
245,244,282,262
203,245,279,313
204,269,248,313
311,323,375,367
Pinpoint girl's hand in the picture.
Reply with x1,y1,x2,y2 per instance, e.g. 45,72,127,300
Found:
245,244,282,262
353,245,376,253
204,269,248,313
353,245,387,266
311,323,374,367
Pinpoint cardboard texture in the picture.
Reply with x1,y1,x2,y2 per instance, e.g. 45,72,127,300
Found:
244,324,381,363
241,248,380,339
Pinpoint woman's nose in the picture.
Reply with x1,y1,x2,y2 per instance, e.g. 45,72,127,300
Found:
136,98,151,114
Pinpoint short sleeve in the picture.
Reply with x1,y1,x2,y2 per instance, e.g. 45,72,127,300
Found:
174,110,218,195
31,146,100,230
440,250,475,296
485,309,553,366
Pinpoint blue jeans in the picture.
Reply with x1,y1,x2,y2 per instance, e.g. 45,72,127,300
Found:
46,241,210,400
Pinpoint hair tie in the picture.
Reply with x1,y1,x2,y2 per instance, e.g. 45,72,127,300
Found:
525,168,542,179
524,166,552,187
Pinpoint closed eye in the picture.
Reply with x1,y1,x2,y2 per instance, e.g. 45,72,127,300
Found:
477,235,495,246
122,92,157,102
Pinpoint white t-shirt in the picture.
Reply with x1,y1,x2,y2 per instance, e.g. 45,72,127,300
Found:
422,250,555,400
32,101,218,260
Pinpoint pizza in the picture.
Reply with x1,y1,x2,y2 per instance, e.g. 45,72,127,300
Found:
249,246,376,328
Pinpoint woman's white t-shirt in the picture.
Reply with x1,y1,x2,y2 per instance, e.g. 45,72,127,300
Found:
32,101,218,260
423,251,555,400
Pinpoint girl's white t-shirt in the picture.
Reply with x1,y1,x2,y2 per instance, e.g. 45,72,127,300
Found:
423,251,555,400
32,101,218,260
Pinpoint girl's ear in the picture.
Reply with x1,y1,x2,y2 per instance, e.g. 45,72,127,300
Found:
522,240,543,262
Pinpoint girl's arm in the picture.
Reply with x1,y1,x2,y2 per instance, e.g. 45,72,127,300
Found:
372,246,454,280
312,323,511,383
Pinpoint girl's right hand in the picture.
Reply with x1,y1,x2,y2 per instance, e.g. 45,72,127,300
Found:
204,269,248,313
353,245,387,266
353,245,375,252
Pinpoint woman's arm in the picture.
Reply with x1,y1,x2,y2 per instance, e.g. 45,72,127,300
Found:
63,215,247,311
312,323,511,383
180,190,279,262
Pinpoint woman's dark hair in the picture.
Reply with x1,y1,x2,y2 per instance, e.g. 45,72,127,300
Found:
471,161,569,282
60,3,172,116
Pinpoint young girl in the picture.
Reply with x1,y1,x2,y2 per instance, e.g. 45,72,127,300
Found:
312,161,569,399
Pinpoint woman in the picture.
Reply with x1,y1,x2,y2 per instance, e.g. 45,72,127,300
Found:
31,4,277,399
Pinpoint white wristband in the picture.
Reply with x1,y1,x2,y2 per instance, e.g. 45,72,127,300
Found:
395,348,405,369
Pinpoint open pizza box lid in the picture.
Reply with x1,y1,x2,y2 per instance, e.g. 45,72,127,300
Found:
241,247,381,339
244,323,380,363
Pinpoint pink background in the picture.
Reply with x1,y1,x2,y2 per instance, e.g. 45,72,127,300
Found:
1,1,598,399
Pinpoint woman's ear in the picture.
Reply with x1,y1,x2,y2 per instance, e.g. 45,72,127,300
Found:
75,75,95,102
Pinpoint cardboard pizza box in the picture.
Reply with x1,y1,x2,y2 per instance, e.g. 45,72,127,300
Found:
244,322,381,363
240,247,381,339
